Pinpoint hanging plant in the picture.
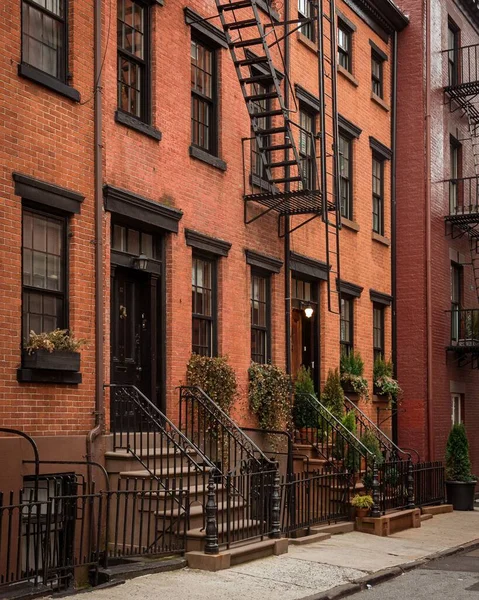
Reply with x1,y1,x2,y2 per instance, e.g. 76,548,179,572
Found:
248,363,292,431
373,357,402,401
186,354,237,415
340,351,370,401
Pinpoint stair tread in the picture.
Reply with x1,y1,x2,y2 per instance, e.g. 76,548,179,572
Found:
155,499,245,519
106,448,196,459
187,519,263,537
120,466,210,478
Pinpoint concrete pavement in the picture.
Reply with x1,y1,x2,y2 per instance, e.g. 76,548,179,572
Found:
78,510,479,600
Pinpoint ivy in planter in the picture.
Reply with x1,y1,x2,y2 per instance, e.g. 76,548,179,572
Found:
373,357,402,401
340,351,370,401
186,354,238,415
18,329,86,384
248,363,292,431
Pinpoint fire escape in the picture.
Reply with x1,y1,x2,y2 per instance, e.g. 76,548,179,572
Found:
444,42,479,367
215,0,341,313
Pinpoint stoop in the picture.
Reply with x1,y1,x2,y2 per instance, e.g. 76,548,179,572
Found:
421,504,453,516
355,509,421,536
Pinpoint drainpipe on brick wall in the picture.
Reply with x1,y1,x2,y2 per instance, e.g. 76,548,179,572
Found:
284,0,291,376
391,30,398,445
425,0,434,461
86,0,104,487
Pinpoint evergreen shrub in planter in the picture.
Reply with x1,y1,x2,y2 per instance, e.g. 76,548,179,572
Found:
445,424,477,511
292,366,318,429
320,368,344,420
340,351,370,401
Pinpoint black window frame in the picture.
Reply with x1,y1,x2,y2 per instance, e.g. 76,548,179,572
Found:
449,135,462,214
447,19,460,87
451,261,463,343
337,20,352,73
21,0,68,83
373,303,385,362
117,0,152,124
299,104,317,190
22,204,69,345
371,51,384,98
192,253,217,357
340,295,354,357
298,0,315,42
191,34,218,157
372,154,384,235
250,269,271,364
339,131,353,220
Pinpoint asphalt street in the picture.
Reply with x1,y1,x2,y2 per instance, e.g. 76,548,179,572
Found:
349,549,479,599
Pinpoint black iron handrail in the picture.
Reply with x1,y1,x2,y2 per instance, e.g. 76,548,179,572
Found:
0,428,40,500
344,396,413,462
446,308,479,348
242,427,294,476
179,386,275,475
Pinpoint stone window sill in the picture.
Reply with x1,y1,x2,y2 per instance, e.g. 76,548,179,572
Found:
297,32,317,54
189,146,227,171
115,110,162,141
342,217,360,232
18,63,80,102
338,65,359,87
372,231,391,246
371,93,390,112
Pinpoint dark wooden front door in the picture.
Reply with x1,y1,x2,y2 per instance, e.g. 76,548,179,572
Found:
111,268,151,398
291,308,318,387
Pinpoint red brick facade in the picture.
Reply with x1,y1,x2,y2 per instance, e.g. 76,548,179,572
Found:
396,0,479,470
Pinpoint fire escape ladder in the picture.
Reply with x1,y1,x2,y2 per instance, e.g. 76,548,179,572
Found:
318,0,341,314
216,0,308,194
470,236,479,303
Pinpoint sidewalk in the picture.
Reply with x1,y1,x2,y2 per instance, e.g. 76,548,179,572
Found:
81,510,479,600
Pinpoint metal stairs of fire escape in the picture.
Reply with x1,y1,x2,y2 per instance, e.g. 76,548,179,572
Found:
215,0,341,314
463,103,479,302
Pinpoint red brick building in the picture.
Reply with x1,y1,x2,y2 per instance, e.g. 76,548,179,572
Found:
0,0,407,489
396,0,479,470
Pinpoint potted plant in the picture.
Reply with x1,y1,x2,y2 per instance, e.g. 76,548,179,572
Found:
248,363,292,431
373,357,402,401
320,368,344,420
351,494,374,518
445,423,477,511
293,366,318,429
340,351,370,401
23,329,85,371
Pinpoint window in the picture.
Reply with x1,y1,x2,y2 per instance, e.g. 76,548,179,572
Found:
371,52,383,98
449,137,461,214
192,256,215,356
112,224,159,259
191,38,216,154
339,133,352,219
117,0,149,121
372,156,384,234
448,20,460,87
251,272,270,363
338,21,352,72
299,107,316,189
451,262,462,342
22,0,67,80
373,303,384,362
298,0,314,41
340,296,353,357
452,393,464,426
251,81,271,180
22,208,66,343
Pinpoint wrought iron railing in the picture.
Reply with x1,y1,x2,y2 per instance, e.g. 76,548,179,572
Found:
447,308,479,349
280,468,350,535
412,462,445,508
445,176,479,217
377,459,414,514
444,43,479,92
179,386,275,476
344,396,413,462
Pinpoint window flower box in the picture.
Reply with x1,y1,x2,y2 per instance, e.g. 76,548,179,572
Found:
22,349,80,372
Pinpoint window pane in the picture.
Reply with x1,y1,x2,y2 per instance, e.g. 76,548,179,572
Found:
22,1,64,79
127,227,140,255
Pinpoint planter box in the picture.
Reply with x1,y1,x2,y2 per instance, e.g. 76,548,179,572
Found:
341,382,359,397
446,480,476,511
22,349,81,372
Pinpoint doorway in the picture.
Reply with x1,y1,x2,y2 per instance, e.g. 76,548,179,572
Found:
291,276,319,391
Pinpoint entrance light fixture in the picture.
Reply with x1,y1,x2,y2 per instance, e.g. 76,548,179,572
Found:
134,253,149,271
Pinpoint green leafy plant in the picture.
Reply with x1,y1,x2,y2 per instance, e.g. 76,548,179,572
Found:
360,429,384,466
339,411,360,472
320,368,345,420
351,494,374,509
293,366,318,428
373,357,402,401
340,351,370,401
248,363,292,431
445,424,476,482
187,354,238,415
25,329,86,354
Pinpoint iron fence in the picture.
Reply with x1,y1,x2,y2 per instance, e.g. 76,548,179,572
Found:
413,462,445,508
280,469,349,535
377,459,413,514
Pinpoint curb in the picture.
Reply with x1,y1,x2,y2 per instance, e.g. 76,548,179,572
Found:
298,538,479,600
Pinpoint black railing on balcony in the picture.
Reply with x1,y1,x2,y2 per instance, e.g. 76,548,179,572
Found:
444,43,479,96
447,308,479,350
445,176,479,221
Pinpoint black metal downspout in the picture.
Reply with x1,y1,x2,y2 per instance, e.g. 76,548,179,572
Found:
284,0,291,376
391,30,398,445
86,0,104,489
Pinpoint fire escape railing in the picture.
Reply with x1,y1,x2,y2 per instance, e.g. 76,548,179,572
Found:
446,308,479,349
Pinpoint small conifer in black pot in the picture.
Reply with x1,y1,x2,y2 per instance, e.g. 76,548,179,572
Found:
445,424,476,511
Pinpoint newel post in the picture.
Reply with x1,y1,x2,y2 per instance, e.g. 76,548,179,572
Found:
204,469,219,555
270,464,281,539
407,457,415,509
370,459,381,518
